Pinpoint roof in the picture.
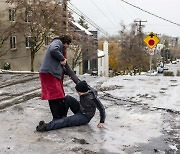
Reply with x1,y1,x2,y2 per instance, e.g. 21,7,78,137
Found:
72,21,93,36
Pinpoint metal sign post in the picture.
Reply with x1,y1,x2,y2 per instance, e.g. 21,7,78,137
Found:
149,48,154,75
150,55,152,75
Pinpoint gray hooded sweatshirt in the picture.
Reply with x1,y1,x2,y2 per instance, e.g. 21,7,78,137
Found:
39,38,65,79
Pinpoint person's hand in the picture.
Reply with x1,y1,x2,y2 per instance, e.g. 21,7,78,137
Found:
97,123,104,128
60,58,67,65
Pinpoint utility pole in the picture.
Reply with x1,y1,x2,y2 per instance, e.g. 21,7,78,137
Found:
134,20,147,49
134,20,147,33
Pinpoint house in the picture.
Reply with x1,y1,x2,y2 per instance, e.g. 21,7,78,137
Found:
0,1,55,71
71,21,98,75
98,40,109,77
0,1,98,74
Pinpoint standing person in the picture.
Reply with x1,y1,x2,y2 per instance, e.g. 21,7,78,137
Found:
39,34,72,120
36,80,105,132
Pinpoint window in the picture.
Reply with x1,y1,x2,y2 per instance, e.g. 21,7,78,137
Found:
9,8,15,21
25,10,32,22
26,36,31,48
26,36,36,48
10,36,17,49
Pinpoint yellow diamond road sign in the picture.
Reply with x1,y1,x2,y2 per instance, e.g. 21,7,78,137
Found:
144,32,160,49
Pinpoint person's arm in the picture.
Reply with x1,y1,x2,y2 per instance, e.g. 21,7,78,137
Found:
93,97,105,128
60,59,67,65
89,86,98,96
49,41,65,62
64,63,80,84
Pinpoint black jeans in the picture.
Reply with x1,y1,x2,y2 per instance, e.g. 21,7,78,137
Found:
48,98,67,120
46,95,91,131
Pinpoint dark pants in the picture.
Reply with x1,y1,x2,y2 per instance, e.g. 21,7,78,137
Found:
46,95,91,131
48,98,67,120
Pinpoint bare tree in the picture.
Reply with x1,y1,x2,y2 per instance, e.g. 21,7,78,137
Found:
0,10,17,57
68,14,97,72
118,22,149,72
171,46,180,59
4,0,97,72
70,32,97,70
78,15,89,29
6,0,67,71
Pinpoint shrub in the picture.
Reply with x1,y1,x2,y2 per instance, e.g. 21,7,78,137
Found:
163,71,174,76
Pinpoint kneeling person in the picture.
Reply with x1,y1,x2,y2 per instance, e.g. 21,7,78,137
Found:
36,80,105,131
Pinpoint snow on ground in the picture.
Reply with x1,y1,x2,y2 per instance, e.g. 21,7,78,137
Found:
73,67,180,153
100,75,180,112
0,62,179,153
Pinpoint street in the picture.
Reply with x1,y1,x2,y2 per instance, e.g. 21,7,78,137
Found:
0,63,179,154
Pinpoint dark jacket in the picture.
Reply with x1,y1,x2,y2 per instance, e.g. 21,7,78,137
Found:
79,89,105,123
64,63,105,123
39,38,65,79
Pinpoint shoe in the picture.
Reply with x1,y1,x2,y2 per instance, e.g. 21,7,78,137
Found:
39,121,45,126
36,121,47,132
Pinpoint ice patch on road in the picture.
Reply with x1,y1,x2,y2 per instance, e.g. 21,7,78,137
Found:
101,76,180,112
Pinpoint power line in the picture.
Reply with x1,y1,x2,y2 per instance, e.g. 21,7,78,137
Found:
119,0,180,27
68,2,109,36
69,0,180,37
68,6,105,35
104,0,117,22
68,3,96,28
90,0,118,28
115,0,137,22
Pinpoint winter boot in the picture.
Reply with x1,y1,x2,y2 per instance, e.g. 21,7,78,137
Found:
36,121,47,132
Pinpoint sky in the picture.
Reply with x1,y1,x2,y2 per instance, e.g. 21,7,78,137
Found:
70,0,180,37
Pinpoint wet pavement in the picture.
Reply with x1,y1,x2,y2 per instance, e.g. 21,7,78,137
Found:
0,73,179,154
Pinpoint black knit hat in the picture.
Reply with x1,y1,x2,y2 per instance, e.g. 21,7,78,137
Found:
75,81,89,92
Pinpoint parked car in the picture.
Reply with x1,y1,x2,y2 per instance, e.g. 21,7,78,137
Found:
157,66,163,73
172,61,177,64
91,70,98,76
163,66,169,70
